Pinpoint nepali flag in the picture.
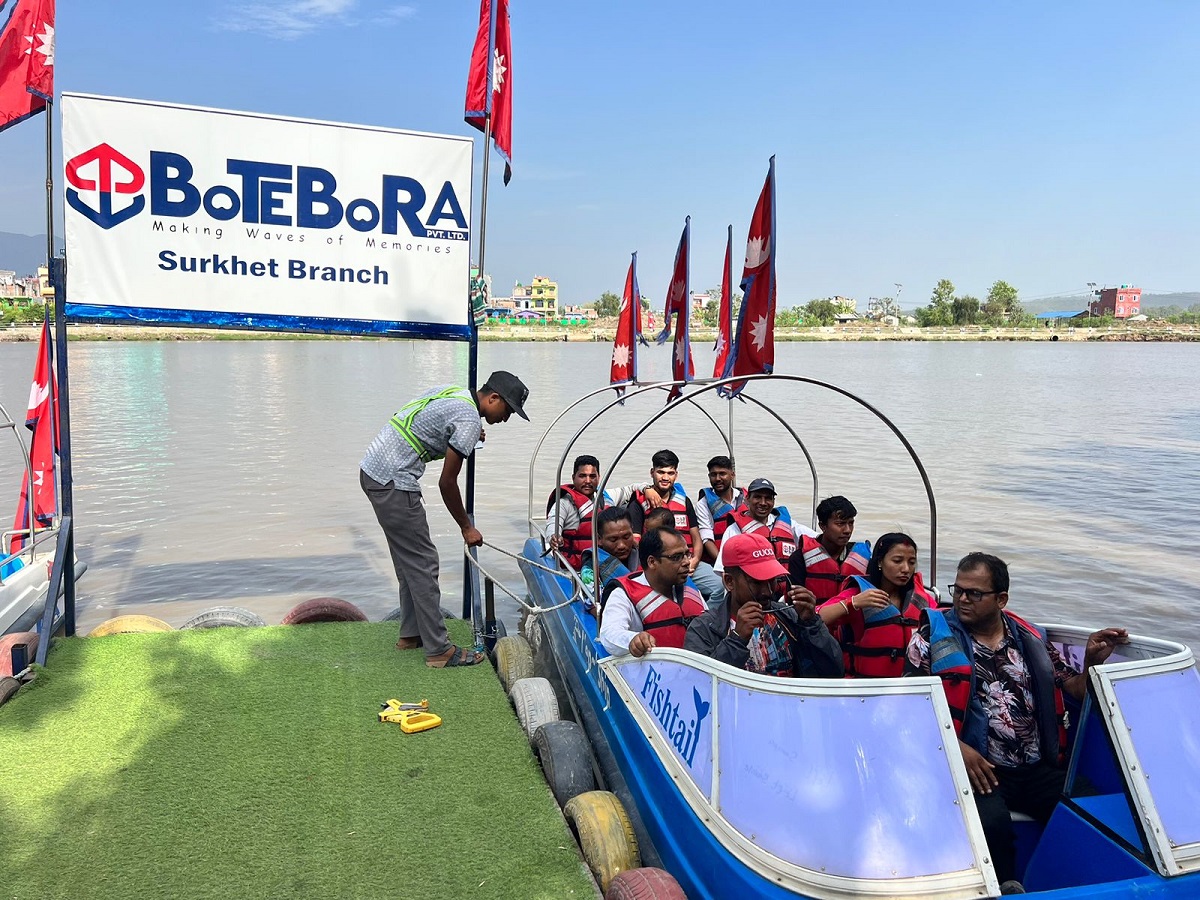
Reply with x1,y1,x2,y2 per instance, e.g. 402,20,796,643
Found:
610,252,647,399
11,314,57,553
464,0,512,185
721,157,777,398
713,224,733,378
655,218,694,402
0,0,53,133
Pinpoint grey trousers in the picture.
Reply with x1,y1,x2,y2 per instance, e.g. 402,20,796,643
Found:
361,471,452,658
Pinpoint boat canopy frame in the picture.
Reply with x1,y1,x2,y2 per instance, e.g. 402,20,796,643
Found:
528,373,939,591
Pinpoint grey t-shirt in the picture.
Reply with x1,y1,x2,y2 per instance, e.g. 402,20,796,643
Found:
359,385,481,492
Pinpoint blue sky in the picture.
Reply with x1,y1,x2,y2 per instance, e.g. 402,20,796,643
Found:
2,0,1199,308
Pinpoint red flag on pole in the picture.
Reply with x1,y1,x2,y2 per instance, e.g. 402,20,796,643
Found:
0,0,53,134
610,252,646,398
657,218,693,402
721,157,777,397
11,315,57,553
464,0,512,185
713,224,733,378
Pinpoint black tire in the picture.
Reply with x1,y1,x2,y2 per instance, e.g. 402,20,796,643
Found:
0,676,20,707
605,868,687,900
180,607,266,629
533,720,596,807
281,597,368,625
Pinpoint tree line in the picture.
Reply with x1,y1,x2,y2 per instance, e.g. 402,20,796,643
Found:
914,279,1029,327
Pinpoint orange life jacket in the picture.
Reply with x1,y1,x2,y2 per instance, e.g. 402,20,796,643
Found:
798,534,871,602
833,573,936,677
614,573,705,650
726,508,797,564
545,485,597,570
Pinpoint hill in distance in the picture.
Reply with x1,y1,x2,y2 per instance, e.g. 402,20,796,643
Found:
0,231,65,277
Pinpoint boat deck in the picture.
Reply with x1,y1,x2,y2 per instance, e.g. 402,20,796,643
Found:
0,621,594,899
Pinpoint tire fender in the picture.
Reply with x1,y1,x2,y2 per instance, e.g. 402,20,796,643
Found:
564,791,641,893
493,635,533,691
509,676,560,741
533,720,596,807
88,615,173,637
281,597,368,625
180,607,267,629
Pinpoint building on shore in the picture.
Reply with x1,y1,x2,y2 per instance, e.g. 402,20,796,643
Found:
1090,286,1142,319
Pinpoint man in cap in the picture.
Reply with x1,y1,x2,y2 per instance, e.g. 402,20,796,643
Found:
686,532,843,677
360,371,529,668
715,478,813,570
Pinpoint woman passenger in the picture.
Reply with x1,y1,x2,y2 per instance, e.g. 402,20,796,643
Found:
817,532,937,677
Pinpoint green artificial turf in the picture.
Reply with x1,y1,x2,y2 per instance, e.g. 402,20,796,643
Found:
0,622,596,899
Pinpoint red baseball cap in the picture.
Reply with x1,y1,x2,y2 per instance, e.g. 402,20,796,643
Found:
721,533,787,581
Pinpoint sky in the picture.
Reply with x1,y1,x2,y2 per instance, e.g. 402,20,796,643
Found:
2,0,1199,309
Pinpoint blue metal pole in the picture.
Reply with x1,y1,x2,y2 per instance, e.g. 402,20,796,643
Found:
50,257,75,637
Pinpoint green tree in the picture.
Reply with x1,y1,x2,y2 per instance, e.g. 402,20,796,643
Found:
801,299,838,326
951,295,980,325
982,280,1020,324
915,278,955,327
593,291,621,318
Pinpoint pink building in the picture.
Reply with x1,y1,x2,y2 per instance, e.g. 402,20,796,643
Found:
1090,286,1142,319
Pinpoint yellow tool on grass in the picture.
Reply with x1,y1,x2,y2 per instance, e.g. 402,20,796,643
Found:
378,699,442,734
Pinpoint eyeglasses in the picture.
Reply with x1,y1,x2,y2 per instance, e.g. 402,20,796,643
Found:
656,551,689,564
947,584,999,603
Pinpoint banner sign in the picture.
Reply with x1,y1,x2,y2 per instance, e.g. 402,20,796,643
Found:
62,93,473,339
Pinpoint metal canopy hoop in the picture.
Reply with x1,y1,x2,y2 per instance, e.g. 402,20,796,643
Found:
588,373,940,587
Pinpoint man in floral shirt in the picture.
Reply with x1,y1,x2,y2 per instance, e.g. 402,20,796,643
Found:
905,552,1128,892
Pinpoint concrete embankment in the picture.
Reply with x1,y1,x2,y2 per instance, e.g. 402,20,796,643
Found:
2,323,1198,342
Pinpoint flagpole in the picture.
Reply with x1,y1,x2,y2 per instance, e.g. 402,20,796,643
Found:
461,113,492,624
43,97,54,269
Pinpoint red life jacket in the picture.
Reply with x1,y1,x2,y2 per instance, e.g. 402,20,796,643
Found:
635,489,694,551
927,608,1070,766
798,535,871,602
614,573,705,650
726,508,797,564
832,573,936,677
545,485,596,569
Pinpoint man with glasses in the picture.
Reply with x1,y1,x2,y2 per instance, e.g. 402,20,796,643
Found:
685,533,843,678
360,371,529,669
904,552,1128,893
597,527,704,658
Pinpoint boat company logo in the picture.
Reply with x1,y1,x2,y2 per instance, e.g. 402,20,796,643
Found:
640,665,710,769
65,143,146,229
64,143,470,240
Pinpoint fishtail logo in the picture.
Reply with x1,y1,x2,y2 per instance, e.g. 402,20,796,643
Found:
66,143,146,230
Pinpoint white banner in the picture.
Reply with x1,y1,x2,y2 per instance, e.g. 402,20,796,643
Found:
62,93,473,338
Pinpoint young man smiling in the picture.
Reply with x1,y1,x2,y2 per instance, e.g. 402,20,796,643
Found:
628,449,724,607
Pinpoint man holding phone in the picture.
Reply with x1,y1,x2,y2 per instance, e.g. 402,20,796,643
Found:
685,533,843,678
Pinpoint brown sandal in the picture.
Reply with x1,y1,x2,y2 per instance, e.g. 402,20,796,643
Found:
395,636,423,650
426,645,484,668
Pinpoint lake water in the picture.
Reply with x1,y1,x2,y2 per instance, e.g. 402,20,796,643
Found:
1,339,1197,649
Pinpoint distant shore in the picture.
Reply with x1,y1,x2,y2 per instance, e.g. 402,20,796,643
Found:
1,322,1198,343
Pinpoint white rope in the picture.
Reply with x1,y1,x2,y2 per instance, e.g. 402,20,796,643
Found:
462,541,588,615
